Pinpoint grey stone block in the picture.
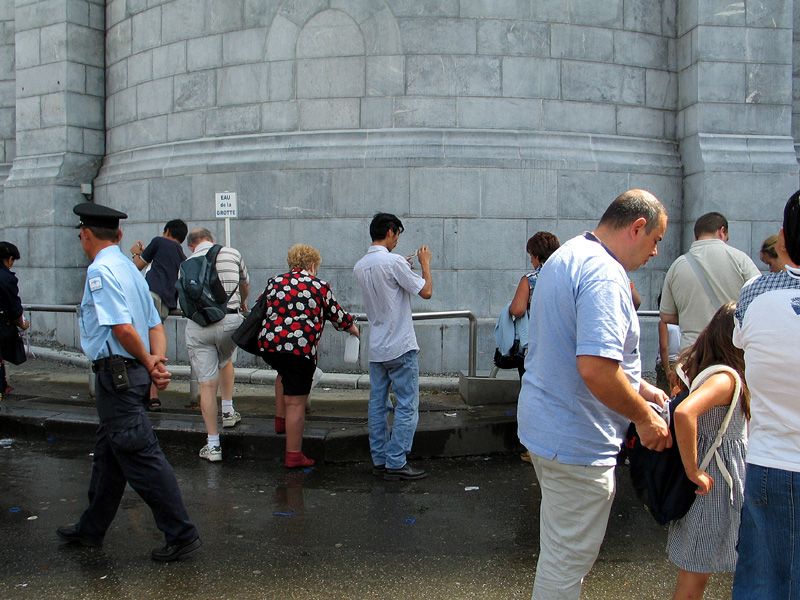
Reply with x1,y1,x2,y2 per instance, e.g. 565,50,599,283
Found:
123,114,168,148
83,127,104,155
244,0,281,27
614,31,669,69
89,1,104,30
235,169,333,219
148,176,193,222
127,49,153,86
562,62,645,105
646,69,677,110
333,168,410,216
112,86,137,124
107,59,127,95
361,8,402,55
360,97,393,128
17,127,68,157
662,0,677,37
15,0,65,32
174,71,215,111
162,0,205,44
385,0,459,17
222,27,267,65
457,268,523,319
278,0,327,27
502,57,560,99
65,92,103,129
698,103,790,136
297,56,365,98
137,77,172,118
86,65,104,97
106,0,126,28
261,100,298,131
616,106,665,138
746,63,792,105
152,41,186,78
107,19,132,65
533,0,622,28
441,217,524,269
39,22,66,65
457,97,542,130
410,169,480,217
398,18,476,54
267,60,293,101
624,0,663,34
208,0,244,33
557,171,632,219
330,0,382,25
747,0,792,27
167,109,206,141
407,55,501,97
298,98,359,130
265,15,300,62
482,168,557,218
550,24,613,61
65,62,89,94
16,96,40,130
697,62,747,103
205,105,260,135
460,0,531,19
296,9,364,58
15,28,40,69
16,62,66,98
0,106,13,137
131,6,161,54
366,55,404,96
393,97,456,127
217,63,268,105
477,19,549,57
696,26,791,65
187,35,222,71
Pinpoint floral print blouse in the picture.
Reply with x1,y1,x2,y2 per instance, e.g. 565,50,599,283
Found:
257,269,354,361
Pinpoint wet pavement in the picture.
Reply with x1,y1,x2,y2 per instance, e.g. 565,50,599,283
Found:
0,438,734,599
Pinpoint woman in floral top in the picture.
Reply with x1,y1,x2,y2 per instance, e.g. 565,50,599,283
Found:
258,244,359,468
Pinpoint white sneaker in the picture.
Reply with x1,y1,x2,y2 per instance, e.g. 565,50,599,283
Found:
199,444,222,462
222,410,241,428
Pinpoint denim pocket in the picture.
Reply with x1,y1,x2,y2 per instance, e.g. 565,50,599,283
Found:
744,464,770,507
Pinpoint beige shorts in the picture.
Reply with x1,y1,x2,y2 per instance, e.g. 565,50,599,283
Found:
185,313,243,382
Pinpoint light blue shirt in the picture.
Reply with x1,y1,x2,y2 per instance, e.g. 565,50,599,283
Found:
517,233,641,466
79,245,160,360
353,245,424,363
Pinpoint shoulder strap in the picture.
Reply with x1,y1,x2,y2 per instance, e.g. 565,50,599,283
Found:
684,252,724,308
689,365,742,471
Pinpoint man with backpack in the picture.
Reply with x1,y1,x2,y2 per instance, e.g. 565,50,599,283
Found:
179,227,249,462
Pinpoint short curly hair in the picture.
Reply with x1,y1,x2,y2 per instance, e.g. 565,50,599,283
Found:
287,244,321,271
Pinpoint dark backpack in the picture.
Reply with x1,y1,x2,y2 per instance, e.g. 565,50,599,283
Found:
176,244,237,326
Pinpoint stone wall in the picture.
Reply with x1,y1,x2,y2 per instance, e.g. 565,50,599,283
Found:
1,0,799,374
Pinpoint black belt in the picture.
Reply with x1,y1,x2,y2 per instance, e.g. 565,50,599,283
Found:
226,308,239,314
92,356,139,372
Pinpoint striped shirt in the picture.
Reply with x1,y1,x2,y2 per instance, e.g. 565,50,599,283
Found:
188,241,249,310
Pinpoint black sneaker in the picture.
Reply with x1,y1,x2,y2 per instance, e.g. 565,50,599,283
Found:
56,524,102,548
384,463,427,481
151,537,201,562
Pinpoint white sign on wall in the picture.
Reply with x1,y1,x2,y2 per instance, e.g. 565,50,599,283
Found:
215,192,238,218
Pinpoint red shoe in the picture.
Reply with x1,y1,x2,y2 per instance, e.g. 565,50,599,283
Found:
274,417,286,434
284,451,314,468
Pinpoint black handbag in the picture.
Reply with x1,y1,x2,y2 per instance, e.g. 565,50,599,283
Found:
0,320,26,365
231,292,267,356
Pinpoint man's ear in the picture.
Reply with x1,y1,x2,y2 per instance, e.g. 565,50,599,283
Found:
631,216,648,238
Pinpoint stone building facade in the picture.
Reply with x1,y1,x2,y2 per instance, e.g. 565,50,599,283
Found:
0,0,798,373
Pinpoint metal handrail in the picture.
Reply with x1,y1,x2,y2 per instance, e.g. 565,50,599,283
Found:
23,304,480,377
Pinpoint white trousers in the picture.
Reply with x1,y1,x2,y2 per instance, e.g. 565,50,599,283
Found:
530,454,616,600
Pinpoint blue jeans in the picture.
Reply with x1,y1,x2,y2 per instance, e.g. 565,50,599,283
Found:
368,350,419,470
733,463,800,599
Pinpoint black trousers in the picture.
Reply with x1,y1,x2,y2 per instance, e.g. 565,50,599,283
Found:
77,365,198,545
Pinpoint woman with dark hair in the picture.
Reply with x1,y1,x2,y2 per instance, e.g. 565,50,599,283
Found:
509,231,561,320
0,242,29,399
258,244,359,468
667,302,749,599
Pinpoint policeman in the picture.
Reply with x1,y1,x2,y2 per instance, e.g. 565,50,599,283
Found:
57,202,201,562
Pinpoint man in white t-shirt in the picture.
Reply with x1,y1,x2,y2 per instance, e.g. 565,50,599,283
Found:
732,192,800,599
353,213,433,481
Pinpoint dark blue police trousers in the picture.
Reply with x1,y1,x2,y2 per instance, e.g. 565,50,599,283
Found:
77,365,198,545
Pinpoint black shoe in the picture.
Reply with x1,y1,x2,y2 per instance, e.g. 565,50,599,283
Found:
56,524,102,548
151,537,201,562
384,463,427,481
372,464,386,476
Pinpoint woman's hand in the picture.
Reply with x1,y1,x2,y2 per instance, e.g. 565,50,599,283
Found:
348,324,360,337
689,470,714,495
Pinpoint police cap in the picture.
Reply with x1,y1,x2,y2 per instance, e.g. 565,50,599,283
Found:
73,202,127,229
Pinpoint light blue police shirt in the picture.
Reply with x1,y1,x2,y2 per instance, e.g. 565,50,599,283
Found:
79,245,160,361
517,233,641,466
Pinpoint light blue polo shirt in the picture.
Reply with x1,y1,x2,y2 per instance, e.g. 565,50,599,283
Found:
79,245,161,360
517,233,641,466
